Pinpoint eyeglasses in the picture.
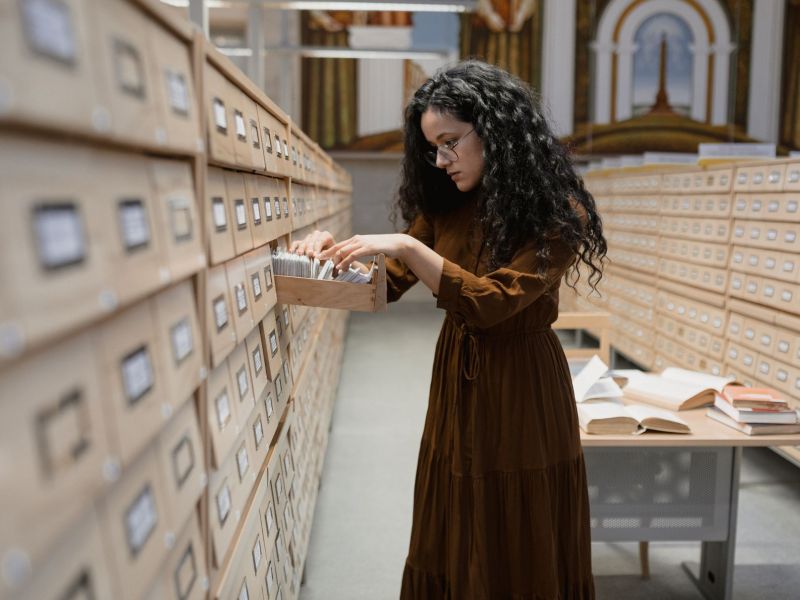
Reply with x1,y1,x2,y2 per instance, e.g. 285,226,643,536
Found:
423,128,475,167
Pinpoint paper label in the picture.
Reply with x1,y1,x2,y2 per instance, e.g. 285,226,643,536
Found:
215,391,231,429
235,284,247,313
166,70,190,116
237,444,249,480
253,537,263,572
37,389,88,477
251,273,262,299
253,347,263,375
125,485,158,556
34,204,86,269
265,394,274,419
266,561,275,591
174,543,197,599
264,128,273,152
237,367,249,399
274,135,282,156
264,198,273,218
170,318,193,364
283,451,291,475
213,297,228,330
283,307,289,327
252,198,261,224
274,198,281,219
168,197,193,242
235,111,246,140
784,260,795,272
778,341,790,353
118,199,150,251
276,475,284,501
172,435,195,489
235,200,247,229
113,38,145,98
282,361,289,380
266,502,275,534
788,201,798,213
238,580,249,600
216,483,231,525
213,98,227,131
254,417,264,447
121,346,154,405
250,120,260,149
269,331,278,356
22,0,77,64
264,267,273,289
212,198,227,230
283,198,289,217
284,502,291,527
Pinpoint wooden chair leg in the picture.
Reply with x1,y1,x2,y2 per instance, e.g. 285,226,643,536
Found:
639,541,650,579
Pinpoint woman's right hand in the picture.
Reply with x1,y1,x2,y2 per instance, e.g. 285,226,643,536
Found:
289,230,337,258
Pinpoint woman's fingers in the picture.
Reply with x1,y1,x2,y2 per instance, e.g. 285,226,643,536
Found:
318,237,352,260
312,231,336,257
333,241,370,271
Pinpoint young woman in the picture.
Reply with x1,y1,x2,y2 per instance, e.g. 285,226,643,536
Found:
292,60,605,599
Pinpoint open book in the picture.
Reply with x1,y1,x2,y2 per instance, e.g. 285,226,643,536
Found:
622,368,737,411
571,355,624,403
578,401,691,435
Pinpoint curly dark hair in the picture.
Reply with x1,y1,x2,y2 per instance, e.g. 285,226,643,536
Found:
395,60,606,291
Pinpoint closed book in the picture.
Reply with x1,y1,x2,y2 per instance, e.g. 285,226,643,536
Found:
720,385,788,410
706,407,800,435
713,396,799,424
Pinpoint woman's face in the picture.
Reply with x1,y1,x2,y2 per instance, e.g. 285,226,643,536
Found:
420,108,484,192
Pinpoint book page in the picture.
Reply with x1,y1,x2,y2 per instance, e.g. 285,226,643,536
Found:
583,378,624,402
626,404,689,429
661,367,735,393
571,355,610,402
623,374,707,408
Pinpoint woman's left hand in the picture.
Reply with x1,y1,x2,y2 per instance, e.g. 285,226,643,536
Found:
319,234,411,271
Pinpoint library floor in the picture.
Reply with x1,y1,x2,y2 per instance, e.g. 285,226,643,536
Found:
300,291,800,599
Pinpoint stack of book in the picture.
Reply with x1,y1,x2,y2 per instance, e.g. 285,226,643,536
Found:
706,386,800,435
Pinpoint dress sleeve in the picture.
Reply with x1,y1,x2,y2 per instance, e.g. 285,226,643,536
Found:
384,213,435,303
435,237,576,329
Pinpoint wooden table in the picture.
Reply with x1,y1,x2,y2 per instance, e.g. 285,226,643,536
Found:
580,407,800,600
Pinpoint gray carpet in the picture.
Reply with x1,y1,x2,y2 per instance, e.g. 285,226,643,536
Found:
300,296,800,599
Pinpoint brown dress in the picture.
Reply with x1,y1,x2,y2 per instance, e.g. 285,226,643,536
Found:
386,195,595,599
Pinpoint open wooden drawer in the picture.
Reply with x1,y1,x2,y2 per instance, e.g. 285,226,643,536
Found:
274,253,387,312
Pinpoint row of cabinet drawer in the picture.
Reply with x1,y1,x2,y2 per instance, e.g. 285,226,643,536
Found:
653,335,725,377
1,279,204,585
3,389,205,600
1,0,201,154
205,61,318,185
0,136,203,362
610,332,655,370
655,313,726,362
725,342,800,401
728,272,800,318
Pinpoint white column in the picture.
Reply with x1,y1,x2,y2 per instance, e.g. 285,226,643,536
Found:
615,42,638,121
747,0,785,142
349,26,412,138
541,0,576,136
711,42,735,125
592,42,616,124
689,42,710,122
